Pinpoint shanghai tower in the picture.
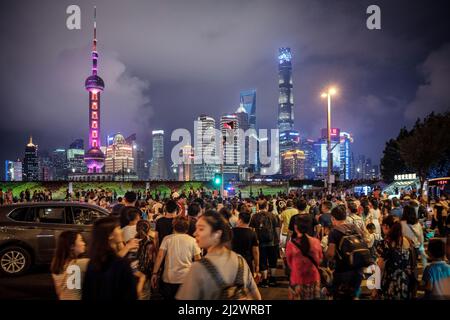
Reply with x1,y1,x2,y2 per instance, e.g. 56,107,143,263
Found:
84,7,105,173
277,48,299,153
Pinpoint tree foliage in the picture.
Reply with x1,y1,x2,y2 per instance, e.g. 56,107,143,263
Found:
381,112,450,191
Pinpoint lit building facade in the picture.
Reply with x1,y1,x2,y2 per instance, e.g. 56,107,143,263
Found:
300,139,318,180
23,137,39,181
104,134,135,174
5,160,22,181
150,130,168,180
277,48,295,153
339,132,353,180
178,145,194,181
52,148,68,180
281,149,305,179
84,8,106,173
193,115,219,181
220,114,240,179
240,89,259,173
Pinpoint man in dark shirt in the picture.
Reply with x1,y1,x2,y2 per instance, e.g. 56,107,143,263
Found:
326,205,364,300
288,199,316,240
318,200,333,228
250,200,280,287
232,211,259,274
155,199,178,248
187,202,201,237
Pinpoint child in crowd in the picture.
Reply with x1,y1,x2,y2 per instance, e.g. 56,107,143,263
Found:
422,238,450,300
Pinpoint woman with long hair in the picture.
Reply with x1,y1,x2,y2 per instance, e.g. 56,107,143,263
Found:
51,231,88,300
374,215,418,300
286,214,323,300
82,217,137,300
176,210,261,300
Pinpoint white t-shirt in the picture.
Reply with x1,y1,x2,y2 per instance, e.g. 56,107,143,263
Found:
160,233,201,284
176,250,260,300
122,225,137,243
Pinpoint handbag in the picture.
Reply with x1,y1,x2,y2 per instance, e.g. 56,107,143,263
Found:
291,240,333,288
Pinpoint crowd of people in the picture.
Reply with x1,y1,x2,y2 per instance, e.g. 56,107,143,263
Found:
47,187,450,300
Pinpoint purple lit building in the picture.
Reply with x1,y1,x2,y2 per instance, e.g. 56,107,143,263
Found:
84,7,105,173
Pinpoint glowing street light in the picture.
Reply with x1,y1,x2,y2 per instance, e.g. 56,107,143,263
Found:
321,86,338,195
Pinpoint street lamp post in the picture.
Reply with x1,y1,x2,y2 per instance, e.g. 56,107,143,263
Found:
321,87,337,195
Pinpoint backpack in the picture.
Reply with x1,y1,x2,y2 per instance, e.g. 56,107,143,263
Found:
200,255,252,300
254,212,274,243
335,225,373,270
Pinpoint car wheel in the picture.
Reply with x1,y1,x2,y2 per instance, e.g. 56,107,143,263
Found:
0,246,32,276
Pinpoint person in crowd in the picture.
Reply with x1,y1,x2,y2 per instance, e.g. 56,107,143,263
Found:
288,199,315,240
151,216,201,299
124,191,137,207
422,238,450,300
121,207,141,243
82,217,137,300
232,211,260,278
176,210,261,300
131,220,157,300
326,205,365,300
368,199,382,238
51,231,89,300
390,197,403,219
401,205,426,268
229,201,239,228
249,200,280,288
280,200,298,248
187,202,201,237
154,199,178,248
345,200,366,232
374,215,417,300
286,214,322,300
317,200,333,238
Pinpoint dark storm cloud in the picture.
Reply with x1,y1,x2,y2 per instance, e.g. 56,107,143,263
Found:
0,0,449,172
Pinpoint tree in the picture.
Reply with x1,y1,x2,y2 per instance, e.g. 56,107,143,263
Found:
398,112,450,195
380,128,410,182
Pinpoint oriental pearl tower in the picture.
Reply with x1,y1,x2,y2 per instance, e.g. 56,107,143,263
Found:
84,7,105,173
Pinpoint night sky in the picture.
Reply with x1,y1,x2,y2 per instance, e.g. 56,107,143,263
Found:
1,0,449,175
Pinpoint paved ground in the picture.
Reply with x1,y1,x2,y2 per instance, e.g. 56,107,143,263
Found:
0,264,289,300
0,259,424,300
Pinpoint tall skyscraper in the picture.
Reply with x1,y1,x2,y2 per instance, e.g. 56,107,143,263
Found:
220,114,240,179
235,105,250,167
281,149,305,179
67,139,86,174
240,90,260,173
194,115,219,181
84,7,106,173
150,130,168,180
23,136,39,181
178,145,194,181
277,48,295,148
104,133,135,174
300,139,318,180
339,132,353,180
132,143,147,180
38,150,52,181
52,148,68,180
240,90,257,130
314,128,341,179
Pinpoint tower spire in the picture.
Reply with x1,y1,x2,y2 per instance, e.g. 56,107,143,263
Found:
92,6,98,75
